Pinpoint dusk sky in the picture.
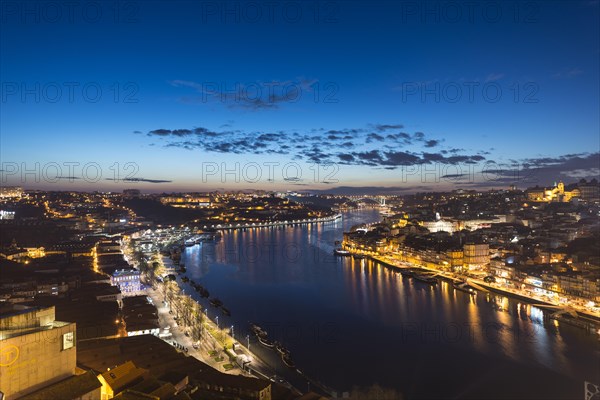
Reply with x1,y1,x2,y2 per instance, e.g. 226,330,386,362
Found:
1,0,599,193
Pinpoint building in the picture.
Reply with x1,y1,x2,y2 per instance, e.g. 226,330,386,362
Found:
526,181,579,203
0,186,23,198
578,183,600,201
97,361,150,400
463,243,490,269
18,370,102,400
0,210,16,220
111,269,142,294
0,305,77,399
420,212,455,233
159,195,212,208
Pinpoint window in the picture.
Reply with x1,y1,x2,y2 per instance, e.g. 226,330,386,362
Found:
62,331,74,350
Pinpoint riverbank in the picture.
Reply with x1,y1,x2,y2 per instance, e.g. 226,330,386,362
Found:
366,253,600,332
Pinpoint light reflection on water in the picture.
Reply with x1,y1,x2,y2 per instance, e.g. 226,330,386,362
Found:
180,210,599,398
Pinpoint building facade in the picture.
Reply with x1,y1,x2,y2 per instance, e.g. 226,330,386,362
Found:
0,305,77,399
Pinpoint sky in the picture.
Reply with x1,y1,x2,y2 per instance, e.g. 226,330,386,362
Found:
1,0,599,194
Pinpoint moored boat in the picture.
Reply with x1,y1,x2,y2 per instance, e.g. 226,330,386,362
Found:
209,298,223,307
250,323,267,337
453,281,476,294
413,273,438,284
275,342,290,356
333,248,351,256
281,353,295,368
258,335,275,348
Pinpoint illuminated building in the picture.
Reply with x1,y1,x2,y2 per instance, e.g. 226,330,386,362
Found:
463,243,490,269
159,195,212,208
421,212,455,233
111,269,142,294
0,305,77,399
0,210,15,220
97,361,149,400
526,181,579,202
0,186,23,199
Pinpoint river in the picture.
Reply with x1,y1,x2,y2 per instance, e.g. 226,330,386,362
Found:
179,209,600,399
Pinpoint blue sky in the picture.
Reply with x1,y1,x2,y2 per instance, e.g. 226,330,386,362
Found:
1,0,599,193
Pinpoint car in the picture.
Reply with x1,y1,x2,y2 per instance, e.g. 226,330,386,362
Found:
483,276,496,283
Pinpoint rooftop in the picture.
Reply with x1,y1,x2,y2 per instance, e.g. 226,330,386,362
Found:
19,370,101,400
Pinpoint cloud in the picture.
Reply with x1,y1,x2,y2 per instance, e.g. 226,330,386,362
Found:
140,123,499,172
479,153,600,186
552,67,584,79
169,78,319,111
374,124,404,131
105,177,172,183
485,73,505,82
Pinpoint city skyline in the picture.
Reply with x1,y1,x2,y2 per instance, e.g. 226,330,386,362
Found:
2,1,599,193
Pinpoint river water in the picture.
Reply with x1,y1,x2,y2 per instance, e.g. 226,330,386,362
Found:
180,210,599,399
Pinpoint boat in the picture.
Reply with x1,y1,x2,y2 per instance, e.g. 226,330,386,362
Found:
258,335,275,348
275,342,290,356
453,281,476,294
413,273,438,284
184,239,195,247
352,254,366,260
250,323,268,337
221,307,231,316
209,298,223,307
333,248,351,256
281,353,295,368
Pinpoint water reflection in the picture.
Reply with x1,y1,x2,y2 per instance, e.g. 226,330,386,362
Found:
181,210,598,397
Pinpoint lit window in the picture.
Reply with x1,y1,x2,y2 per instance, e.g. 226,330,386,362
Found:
63,332,74,350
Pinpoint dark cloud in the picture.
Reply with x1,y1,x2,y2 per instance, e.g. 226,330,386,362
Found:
148,129,173,136
337,153,355,162
105,177,172,183
382,151,421,166
366,133,385,142
140,123,496,172
374,124,404,131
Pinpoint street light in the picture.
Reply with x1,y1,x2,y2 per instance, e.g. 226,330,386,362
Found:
216,316,219,329
231,325,234,340
246,334,250,351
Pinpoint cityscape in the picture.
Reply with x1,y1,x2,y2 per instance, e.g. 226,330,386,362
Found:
1,1,599,400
